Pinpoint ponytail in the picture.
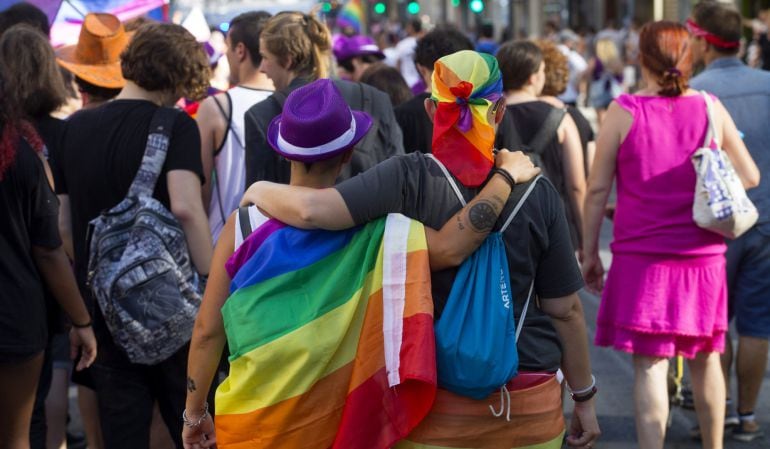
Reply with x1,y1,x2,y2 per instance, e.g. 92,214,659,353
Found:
639,21,691,97
262,12,331,80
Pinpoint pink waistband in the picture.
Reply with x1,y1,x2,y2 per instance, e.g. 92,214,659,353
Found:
506,371,557,391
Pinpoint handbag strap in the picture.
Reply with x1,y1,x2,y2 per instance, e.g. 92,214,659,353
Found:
700,91,719,150
128,107,178,198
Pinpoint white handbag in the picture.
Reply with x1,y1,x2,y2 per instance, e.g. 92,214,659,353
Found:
691,91,758,239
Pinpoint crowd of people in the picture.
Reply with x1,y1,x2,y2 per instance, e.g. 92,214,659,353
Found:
0,1,769,449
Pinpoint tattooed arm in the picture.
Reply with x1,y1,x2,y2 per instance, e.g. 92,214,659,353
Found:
241,151,539,271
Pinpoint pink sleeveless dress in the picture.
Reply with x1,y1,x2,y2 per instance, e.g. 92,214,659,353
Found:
595,93,728,359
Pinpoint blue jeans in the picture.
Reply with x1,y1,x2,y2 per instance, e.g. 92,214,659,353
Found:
726,227,770,338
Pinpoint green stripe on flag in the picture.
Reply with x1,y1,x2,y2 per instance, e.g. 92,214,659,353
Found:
222,218,386,359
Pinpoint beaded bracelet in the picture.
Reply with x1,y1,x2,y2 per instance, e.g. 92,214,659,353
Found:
490,168,516,189
182,402,209,428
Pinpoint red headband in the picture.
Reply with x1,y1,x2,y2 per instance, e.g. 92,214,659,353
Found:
686,19,740,49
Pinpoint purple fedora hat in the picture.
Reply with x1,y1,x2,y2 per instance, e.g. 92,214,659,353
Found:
333,35,386,62
267,79,373,162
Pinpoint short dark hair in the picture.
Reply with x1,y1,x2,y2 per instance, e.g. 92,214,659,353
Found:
407,18,422,34
121,23,210,100
480,21,494,39
692,1,742,55
75,76,122,102
0,2,49,36
497,40,543,91
414,25,473,70
229,11,271,66
337,53,383,74
359,63,413,107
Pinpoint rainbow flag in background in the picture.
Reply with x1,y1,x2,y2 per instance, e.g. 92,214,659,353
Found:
216,214,436,449
336,0,366,34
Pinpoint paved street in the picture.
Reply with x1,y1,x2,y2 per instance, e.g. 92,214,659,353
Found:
577,213,770,448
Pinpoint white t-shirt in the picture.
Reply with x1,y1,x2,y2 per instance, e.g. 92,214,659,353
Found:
395,36,420,88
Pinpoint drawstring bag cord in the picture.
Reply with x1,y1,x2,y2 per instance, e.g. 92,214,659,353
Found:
489,385,511,421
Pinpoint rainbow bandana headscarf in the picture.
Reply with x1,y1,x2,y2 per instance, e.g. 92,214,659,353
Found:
431,50,503,187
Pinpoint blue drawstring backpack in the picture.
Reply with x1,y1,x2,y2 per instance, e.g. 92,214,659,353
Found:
428,155,540,401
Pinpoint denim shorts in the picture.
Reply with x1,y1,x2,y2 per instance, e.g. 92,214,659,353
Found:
726,226,770,338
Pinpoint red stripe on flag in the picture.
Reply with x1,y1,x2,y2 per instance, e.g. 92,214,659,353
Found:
333,313,436,449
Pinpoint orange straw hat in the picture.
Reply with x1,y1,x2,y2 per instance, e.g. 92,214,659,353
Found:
56,13,129,89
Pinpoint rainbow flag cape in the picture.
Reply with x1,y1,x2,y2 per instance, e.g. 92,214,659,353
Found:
394,377,565,449
216,214,436,448
336,0,365,34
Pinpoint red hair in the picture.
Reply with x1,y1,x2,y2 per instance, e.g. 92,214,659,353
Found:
639,21,691,97
0,120,44,180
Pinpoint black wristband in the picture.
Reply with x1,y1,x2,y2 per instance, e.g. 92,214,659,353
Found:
571,385,597,402
491,168,516,189
72,320,92,329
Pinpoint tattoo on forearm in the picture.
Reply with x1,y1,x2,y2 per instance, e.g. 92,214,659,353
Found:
468,200,498,232
187,377,197,393
456,215,465,230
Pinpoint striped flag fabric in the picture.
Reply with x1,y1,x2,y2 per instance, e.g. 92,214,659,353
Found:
216,214,436,448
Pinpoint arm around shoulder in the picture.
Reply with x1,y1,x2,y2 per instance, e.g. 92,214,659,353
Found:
241,181,354,230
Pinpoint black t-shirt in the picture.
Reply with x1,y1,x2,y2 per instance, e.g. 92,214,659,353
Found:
0,138,61,355
394,92,432,154
335,153,584,372
567,106,594,155
51,100,204,293
35,115,66,158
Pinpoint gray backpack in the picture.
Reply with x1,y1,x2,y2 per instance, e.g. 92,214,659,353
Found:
87,107,201,365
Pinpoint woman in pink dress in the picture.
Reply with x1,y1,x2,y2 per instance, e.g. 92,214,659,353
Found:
582,21,759,449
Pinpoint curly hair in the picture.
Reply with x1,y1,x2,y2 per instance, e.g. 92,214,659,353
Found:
121,23,210,101
260,12,331,80
414,25,473,70
535,39,569,96
0,24,67,118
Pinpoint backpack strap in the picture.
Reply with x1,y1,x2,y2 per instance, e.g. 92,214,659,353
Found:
499,175,542,233
526,107,566,156
425,154,467,206
700,91,718,149
234,206,253,250
515,280,535,342
128,107,178,198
